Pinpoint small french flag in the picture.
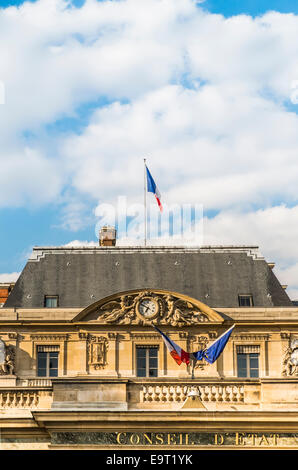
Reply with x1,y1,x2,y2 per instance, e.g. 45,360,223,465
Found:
146,165,163,212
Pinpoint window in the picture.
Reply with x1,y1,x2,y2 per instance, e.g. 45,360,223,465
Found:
238,294,253,307
136,346,158,377
44,296,59,308
237,345,259,378
37,345,59,377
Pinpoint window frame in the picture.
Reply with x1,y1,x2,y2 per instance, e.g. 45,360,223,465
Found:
37,346,59,378
136,345,159,378
238,294,254,307
237,351,259,378
44,295,59,308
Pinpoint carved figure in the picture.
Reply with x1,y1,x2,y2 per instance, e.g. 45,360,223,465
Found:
100,295,135,323
283,338,298,376
3,354,14,375
0,339,5,368
164,298,208,326
97,291,210,326
0,341,15,375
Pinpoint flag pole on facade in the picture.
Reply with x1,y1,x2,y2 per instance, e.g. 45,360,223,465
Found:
144,158,147,247
191,356,197,379
152,324,235,378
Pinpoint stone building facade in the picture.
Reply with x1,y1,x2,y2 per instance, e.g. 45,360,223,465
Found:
0,245,297,450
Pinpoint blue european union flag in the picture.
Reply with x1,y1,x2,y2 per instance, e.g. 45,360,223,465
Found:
192,325,235,364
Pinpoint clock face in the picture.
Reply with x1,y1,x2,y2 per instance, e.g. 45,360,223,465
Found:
138,298,158,319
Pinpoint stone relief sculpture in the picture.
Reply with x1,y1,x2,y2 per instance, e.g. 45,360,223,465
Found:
0,339,15,375
97,291,210,326
193,336,210,371
100,295,137,324
88,335,109,370
163,296,209,326
283,338,298,376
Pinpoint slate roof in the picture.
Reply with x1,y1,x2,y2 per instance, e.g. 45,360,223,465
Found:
4,245,292,309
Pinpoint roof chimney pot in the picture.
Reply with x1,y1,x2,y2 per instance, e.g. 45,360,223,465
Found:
99,226,117,247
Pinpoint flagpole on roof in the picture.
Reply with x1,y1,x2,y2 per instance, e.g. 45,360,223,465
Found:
144,158,147,246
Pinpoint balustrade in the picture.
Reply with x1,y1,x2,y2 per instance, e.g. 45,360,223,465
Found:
141,383,245,403
0,390,40,408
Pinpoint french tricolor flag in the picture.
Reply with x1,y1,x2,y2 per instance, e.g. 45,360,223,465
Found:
153,325,190,365
146,165,163,212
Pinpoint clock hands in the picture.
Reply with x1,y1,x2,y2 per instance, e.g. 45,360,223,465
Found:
140,302,151,313
138,299,158,319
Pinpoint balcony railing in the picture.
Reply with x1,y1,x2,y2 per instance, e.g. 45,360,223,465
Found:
0,390,41,408
20,378,53,388
0,378,296,411
141,383,245,403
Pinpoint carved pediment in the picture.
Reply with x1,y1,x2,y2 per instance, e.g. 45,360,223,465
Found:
73,289,224,325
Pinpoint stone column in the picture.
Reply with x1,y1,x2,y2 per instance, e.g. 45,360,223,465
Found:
77,332,88,375
107,333,119,377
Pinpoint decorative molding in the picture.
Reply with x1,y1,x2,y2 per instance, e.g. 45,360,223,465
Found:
77,289,220,326
78,332,88,340
130,333,161,341
208,332,218,340
108,333,117,339
30,334,69,341
8,333,18,340
233,334,270,341
179,333,188,339
280,332,291,340
87,335,109,370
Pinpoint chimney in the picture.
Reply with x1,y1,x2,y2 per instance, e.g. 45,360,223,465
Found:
99,226,117,247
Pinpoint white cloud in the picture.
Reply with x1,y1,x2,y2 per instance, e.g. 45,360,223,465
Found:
1,0,298,208
203,205,298,263
63,239,97,247
1,0,298,296
0,147,63,207
202,205,298,300
62,83,298,212
0,272,20,283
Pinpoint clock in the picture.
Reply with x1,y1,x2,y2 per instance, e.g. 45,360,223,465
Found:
137,297,159,320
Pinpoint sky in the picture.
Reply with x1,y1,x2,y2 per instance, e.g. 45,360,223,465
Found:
2,0,298,299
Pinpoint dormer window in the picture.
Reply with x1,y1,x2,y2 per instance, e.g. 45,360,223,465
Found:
238,294,253,307
44,295,59,308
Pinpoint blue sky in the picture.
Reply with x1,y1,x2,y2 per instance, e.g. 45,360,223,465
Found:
2,0,298,15
203,0,298,16
2,0,298,298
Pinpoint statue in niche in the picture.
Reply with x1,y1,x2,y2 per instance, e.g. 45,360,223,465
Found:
283,338,298,376
0,339,15,375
